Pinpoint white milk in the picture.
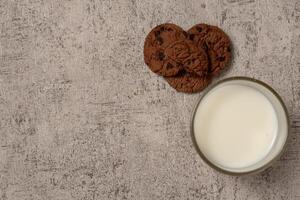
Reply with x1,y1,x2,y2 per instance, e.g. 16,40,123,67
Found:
193,84,278,170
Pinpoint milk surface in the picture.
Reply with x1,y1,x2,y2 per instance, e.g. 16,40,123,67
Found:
193,84,278,169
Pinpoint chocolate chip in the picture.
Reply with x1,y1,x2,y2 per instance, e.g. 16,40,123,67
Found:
196,27,203,32
180,70,187,76
189,34,195,40
166,63,173,69
158,52,165,60
207,41,212,47
154,31,160,37
156,36,163,44
182,31,188,38
227,46,231,52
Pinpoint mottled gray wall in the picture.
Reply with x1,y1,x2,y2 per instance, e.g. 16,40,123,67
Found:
0,0,299,199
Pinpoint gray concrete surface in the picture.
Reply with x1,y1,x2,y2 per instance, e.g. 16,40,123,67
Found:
0,0,300,199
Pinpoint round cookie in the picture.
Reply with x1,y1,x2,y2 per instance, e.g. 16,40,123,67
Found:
164,39,209,77
187,24,231,76
165,71,211,93
144,23,186,76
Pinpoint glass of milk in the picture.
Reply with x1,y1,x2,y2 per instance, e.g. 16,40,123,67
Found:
191,77,289,175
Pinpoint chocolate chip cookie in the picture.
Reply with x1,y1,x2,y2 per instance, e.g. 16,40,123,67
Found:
165,71,211,93
144,23,186,76
187,24,231,76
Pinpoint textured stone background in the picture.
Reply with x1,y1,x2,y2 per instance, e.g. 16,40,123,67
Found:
0,0,300,199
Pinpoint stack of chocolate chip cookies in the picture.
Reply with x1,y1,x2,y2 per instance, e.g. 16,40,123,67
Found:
144,23,231,93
